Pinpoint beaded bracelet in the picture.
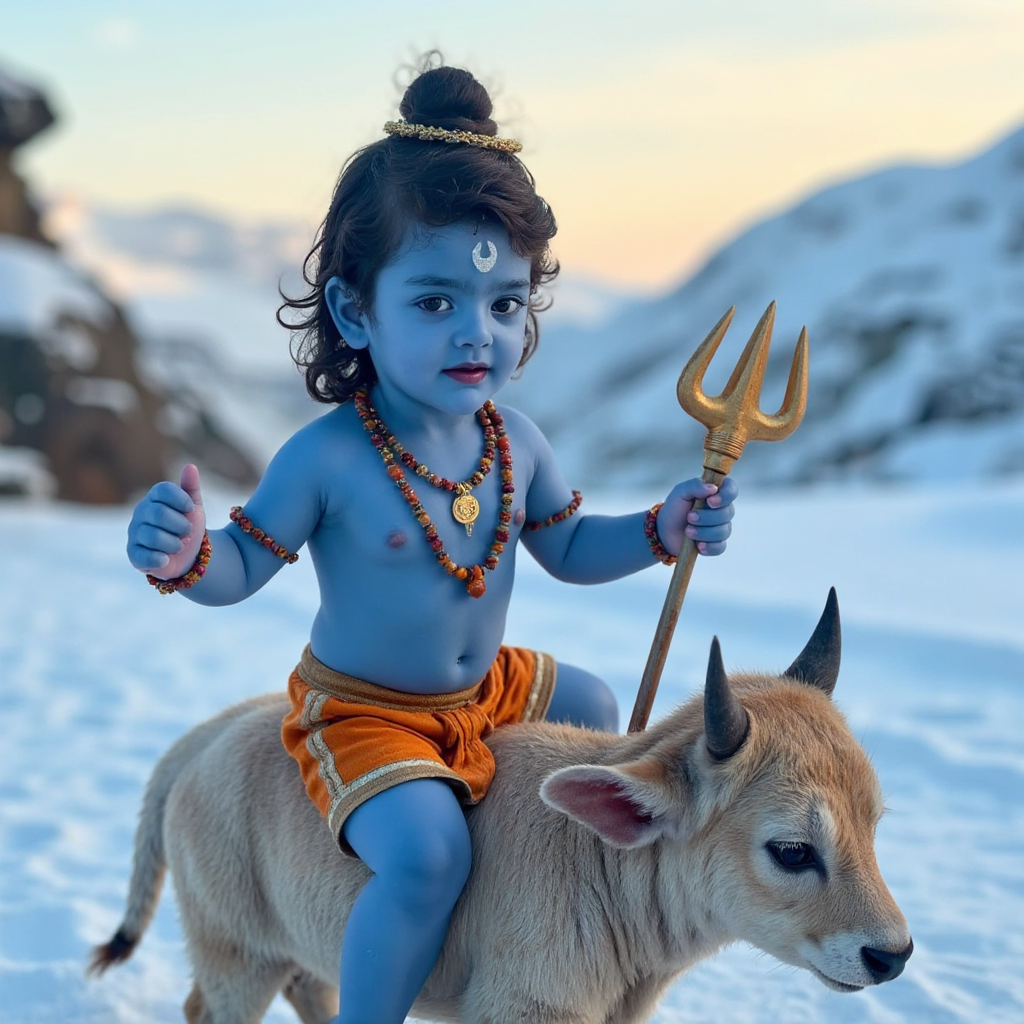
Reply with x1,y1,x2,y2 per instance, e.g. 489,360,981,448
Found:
229,507,300,563
644,503,677,566
146,531,213,595
524,490,583,532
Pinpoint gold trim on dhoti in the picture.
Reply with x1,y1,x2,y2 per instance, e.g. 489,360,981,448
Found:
524,650,557,722
297,644,484,712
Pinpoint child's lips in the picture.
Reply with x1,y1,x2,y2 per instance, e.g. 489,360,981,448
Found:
443,365,489,384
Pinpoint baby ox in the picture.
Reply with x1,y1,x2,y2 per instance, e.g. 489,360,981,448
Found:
91,590,912,1024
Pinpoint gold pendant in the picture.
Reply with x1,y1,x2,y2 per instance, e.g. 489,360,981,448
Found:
452,489,479,538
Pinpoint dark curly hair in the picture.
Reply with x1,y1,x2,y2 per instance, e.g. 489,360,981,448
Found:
279,57,559,405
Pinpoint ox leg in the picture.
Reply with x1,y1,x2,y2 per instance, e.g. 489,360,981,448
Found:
604,977,673,1024
282,968,339,1024
463,989,594,1024
184,985,205,1024
182,952,293,1024
462,972,599,1024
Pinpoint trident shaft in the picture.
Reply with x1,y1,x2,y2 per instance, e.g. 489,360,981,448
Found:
627,301,809,733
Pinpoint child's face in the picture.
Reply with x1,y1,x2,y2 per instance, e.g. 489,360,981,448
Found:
355,220,532,417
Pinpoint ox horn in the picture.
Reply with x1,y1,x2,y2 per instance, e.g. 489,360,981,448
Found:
704,637,750,760
783,587,842,696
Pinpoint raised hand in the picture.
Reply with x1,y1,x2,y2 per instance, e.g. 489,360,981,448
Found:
127,464,207,578
655,476,738,557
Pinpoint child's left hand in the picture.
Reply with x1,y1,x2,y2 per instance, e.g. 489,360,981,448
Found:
656,477,739,557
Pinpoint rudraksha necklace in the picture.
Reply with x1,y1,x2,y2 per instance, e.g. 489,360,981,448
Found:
354,388,513,598
358,393,497,538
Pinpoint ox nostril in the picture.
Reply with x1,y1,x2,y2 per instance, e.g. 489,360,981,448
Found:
861,939,913,983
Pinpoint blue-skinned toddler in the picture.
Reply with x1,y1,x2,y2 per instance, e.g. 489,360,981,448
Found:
126,62,738,1024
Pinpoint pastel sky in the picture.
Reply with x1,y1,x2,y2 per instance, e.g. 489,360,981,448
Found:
4,0,1024,289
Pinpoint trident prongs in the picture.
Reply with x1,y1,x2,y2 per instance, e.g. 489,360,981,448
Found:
628,301,809,733
677,301,809,476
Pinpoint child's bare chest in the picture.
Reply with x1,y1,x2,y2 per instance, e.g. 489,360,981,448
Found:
300,414,535,689
348,471,516,566
315,407,532,570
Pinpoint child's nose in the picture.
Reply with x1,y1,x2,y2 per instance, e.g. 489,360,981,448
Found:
452,307,493,349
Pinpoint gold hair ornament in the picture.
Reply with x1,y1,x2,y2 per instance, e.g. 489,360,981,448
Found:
383,120,522,154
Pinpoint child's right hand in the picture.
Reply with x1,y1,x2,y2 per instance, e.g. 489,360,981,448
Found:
127,464,206,578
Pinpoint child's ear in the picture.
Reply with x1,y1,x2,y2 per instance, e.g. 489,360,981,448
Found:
324,276,370,350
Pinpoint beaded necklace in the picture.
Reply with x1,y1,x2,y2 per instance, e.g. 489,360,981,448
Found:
368,403,496,537
354,388,513,598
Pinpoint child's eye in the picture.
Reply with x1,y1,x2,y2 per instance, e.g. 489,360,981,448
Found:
492,297,525,316
417,297,453,313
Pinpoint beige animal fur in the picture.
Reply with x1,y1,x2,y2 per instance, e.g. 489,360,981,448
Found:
91,594,911,1024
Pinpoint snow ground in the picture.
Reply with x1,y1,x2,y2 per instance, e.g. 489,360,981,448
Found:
0,482,1021,1023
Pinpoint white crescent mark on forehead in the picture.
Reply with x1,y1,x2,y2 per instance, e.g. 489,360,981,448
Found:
472,240,497,273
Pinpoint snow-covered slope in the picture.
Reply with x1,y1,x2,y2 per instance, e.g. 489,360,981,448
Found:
503,123,1024,488
1,481,1022,1022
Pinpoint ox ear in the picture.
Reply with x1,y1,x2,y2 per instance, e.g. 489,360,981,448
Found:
540,761,673,848
783,587,842,697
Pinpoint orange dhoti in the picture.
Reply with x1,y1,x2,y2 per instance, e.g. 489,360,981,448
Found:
282,644,557,853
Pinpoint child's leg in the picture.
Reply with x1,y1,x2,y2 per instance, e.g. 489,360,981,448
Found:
337,777,472,1024
546,662,619,732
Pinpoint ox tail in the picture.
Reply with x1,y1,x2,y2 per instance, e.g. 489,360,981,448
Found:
87,741,175,974
88,694,279,975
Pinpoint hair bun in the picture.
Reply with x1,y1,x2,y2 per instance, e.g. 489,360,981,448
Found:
399,66,497,137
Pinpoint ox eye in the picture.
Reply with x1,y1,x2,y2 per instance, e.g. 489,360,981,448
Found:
766,841,819,872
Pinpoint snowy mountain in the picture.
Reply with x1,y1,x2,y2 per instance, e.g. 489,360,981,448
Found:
504,123,1024,488
38,199,327,467
41,122,1024,487
43,198,640,465
46,197,638,356
44,198,312,378
0,230,264,500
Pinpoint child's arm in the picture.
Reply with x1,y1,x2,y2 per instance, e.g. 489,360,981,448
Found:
514,412,736,585
127,430,324,606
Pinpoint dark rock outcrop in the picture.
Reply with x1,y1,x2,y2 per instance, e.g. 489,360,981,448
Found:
0,68,54,246
0,67,259,502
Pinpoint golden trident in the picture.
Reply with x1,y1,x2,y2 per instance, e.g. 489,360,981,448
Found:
627,301,809,733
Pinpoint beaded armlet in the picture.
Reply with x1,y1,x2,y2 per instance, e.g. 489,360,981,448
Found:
229,507,300,563
524,490,583,532
147,532,213,595
644,503,677,565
